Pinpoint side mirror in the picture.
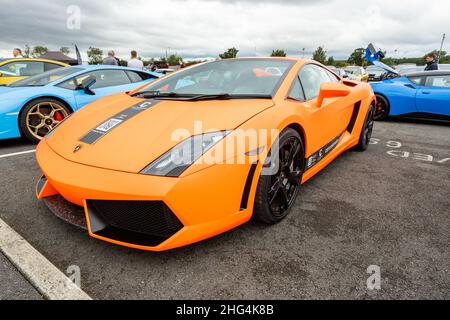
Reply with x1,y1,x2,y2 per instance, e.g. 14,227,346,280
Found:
77,75,97,95
317,82,351,107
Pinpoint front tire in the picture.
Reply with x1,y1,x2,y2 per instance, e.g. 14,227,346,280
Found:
19,98,71,143
253,128,305,224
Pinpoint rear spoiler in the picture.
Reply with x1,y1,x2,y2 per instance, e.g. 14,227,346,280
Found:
365,44,399,75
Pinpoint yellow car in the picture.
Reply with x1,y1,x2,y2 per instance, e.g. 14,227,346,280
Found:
0,58,68,85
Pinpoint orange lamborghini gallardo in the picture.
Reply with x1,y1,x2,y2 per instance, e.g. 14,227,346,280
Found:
36,58,375,251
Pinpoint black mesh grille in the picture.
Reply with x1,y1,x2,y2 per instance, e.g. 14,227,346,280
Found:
88,200,183,242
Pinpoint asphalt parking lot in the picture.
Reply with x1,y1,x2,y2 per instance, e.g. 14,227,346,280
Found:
0,120,449,300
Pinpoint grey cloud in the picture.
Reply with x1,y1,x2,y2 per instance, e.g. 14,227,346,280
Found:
0,0,448,60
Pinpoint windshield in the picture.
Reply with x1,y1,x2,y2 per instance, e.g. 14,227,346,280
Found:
8,67,82,87
136,59,294,97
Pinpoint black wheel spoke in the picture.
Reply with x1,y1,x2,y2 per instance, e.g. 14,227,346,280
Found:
288,170,302,186
268,180,281,205
287,142,301,166
280,186,290,209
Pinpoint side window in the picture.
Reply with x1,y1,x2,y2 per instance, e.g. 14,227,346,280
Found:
139,72,156,80
0,61,44,77
408,76,423,85
57,78,77,90
126,71,144,83
72,70,132,90
425,75,450,88
288,77,305,101
44,63,63,72
299,64,332,100
324,69,340,82
91,70,131,89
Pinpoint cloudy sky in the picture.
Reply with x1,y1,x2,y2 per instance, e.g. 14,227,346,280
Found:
1,0,449,61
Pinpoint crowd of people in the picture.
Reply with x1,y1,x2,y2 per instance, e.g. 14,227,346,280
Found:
102,50,146,70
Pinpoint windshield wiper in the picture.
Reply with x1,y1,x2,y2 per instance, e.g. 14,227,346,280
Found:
131,91,272,101
131,90,174,98
188,94,273,101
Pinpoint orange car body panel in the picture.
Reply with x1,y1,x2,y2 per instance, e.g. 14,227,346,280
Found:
36,58,375,251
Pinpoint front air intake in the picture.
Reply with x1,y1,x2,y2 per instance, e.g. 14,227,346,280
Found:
86,200,183,247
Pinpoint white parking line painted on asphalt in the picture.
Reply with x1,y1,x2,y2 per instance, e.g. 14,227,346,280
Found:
0,218,92,300
0,149,36,159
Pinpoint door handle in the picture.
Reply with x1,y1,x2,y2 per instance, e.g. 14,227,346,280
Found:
421,91,431,94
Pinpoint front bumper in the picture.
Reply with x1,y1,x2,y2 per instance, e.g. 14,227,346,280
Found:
0,111,21,140
36,140,257,251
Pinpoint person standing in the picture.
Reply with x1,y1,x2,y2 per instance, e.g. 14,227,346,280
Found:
127,50,144,70
102,50,119,66
13,48,24,58
424,53,439,71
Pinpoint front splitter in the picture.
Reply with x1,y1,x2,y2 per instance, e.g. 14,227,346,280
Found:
43,195,87,230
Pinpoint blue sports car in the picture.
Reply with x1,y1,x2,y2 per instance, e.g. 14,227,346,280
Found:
0,65,160,142
371,69,450,121
365,44,450,121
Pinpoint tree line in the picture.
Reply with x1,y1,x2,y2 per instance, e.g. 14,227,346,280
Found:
18,44,450,67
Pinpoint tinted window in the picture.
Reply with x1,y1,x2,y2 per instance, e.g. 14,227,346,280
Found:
425,75,450,88
408,76,424,85
69,70,132,90
0,61,44,77
126,70,144,83
44,63,63,72
299,64,334,100
288,77,305,101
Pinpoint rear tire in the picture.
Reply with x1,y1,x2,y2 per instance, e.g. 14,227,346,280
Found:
354,104,374,152
253,128,305,224
374,94,390,121
19,98,71,143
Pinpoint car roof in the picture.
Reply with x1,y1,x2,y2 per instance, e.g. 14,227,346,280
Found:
0,58,69,66
404,70,450,77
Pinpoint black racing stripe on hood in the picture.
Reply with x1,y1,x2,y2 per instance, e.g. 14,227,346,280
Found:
79,99,161,145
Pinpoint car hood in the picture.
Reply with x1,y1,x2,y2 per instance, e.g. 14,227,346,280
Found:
46,93,274,173
0,86,21,95
372,61,399,75
0,85,47,99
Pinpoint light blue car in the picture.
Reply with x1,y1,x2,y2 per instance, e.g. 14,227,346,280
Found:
0,65,160,142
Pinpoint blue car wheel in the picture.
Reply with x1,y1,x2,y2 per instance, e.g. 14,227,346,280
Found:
19,98,71,143
374,94,390,121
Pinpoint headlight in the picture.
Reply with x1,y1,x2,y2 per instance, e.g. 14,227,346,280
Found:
141,131,231,177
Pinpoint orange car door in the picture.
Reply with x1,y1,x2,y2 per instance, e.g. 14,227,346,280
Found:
297,64,354,154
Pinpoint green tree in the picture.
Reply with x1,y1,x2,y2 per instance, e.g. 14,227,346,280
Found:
271,49,287,57
87,46,103,65
23,44,31,58
219,47,239,59
60,47,70,55
335,61,349,68
312,46,327,64
185,60,205,67
348,48,365,66
167,54,183,66
31,46,48,58
327,56,335,66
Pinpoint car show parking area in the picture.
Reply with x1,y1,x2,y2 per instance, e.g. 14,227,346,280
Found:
0,120,449,300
